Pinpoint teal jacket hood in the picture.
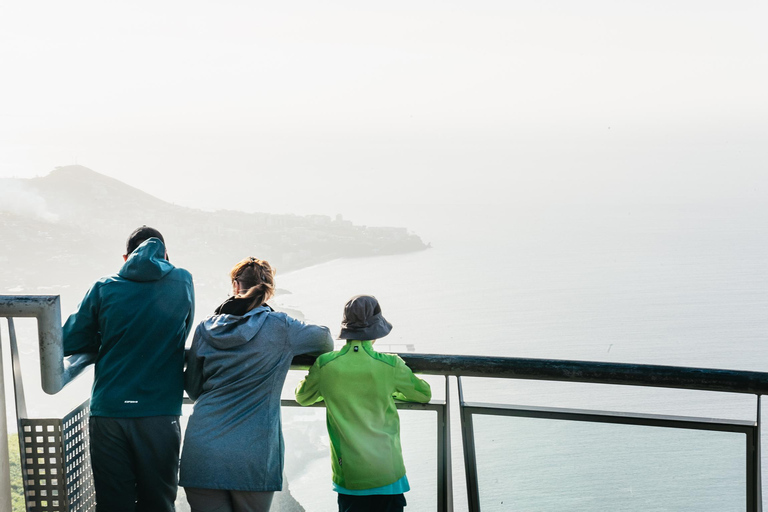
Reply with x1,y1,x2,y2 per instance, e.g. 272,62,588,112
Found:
200,305,271,349
118,237,173,282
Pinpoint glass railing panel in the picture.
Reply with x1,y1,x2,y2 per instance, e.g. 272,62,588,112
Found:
471,414,746,512
398,408,440,511
280,405,440,511
281,405,336,511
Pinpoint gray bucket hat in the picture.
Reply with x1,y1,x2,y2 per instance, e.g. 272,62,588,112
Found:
338,295,393,340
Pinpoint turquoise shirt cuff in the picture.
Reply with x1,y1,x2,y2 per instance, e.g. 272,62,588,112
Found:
334,475,410,496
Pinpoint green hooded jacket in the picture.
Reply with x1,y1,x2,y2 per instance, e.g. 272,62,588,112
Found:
63,238,195,417
295,340,431,490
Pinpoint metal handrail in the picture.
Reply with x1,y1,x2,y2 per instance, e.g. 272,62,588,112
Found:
293,353,768,395
2,293,766,401
0,295,95,395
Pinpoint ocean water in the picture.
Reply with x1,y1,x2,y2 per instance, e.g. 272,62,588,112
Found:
273,202,768,511
279,202,768,371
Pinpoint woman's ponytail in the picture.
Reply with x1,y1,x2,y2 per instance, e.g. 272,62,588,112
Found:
230,257,276,312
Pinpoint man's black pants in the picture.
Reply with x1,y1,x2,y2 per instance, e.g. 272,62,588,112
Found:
89,416,181,512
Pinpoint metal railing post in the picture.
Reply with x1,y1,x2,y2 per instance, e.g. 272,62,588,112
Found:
441,375,453,512
757,395,763,512
0,323,13,512
458,377,481,512
749,423,759,511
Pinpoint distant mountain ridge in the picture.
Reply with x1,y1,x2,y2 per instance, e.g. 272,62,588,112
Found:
0,166,428,311
29,165,177,218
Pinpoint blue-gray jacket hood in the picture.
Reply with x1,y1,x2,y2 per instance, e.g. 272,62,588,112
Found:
200,305,271,349
118,238,174,282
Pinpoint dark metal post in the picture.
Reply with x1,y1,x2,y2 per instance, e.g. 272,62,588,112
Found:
757,395,763,512
458,377,481,512
746,424,758,512
437,376,453,512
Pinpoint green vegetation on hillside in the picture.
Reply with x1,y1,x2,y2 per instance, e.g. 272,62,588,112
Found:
8,433,26,511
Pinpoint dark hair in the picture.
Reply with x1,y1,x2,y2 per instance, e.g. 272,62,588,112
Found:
230,257,276,312
126,225,165,255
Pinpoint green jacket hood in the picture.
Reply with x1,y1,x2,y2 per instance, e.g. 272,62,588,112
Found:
118,238,173,282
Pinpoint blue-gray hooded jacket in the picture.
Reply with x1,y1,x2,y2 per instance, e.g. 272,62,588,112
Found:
63,237,195,417
179,305,333,491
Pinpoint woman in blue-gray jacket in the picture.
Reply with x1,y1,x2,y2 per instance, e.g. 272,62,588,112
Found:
180,257,334,512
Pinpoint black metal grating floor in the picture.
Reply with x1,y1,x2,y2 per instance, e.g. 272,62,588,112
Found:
19,401,95,512
62,402,95,512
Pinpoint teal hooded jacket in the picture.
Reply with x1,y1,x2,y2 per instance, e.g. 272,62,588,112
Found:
63,238,195,417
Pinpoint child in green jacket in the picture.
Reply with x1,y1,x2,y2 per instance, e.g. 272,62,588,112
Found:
295,294,432,512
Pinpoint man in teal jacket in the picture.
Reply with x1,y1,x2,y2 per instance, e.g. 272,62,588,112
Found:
295,295,431,512
63,226,195,512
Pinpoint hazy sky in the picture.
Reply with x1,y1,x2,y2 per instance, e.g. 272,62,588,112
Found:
1,1,766,224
